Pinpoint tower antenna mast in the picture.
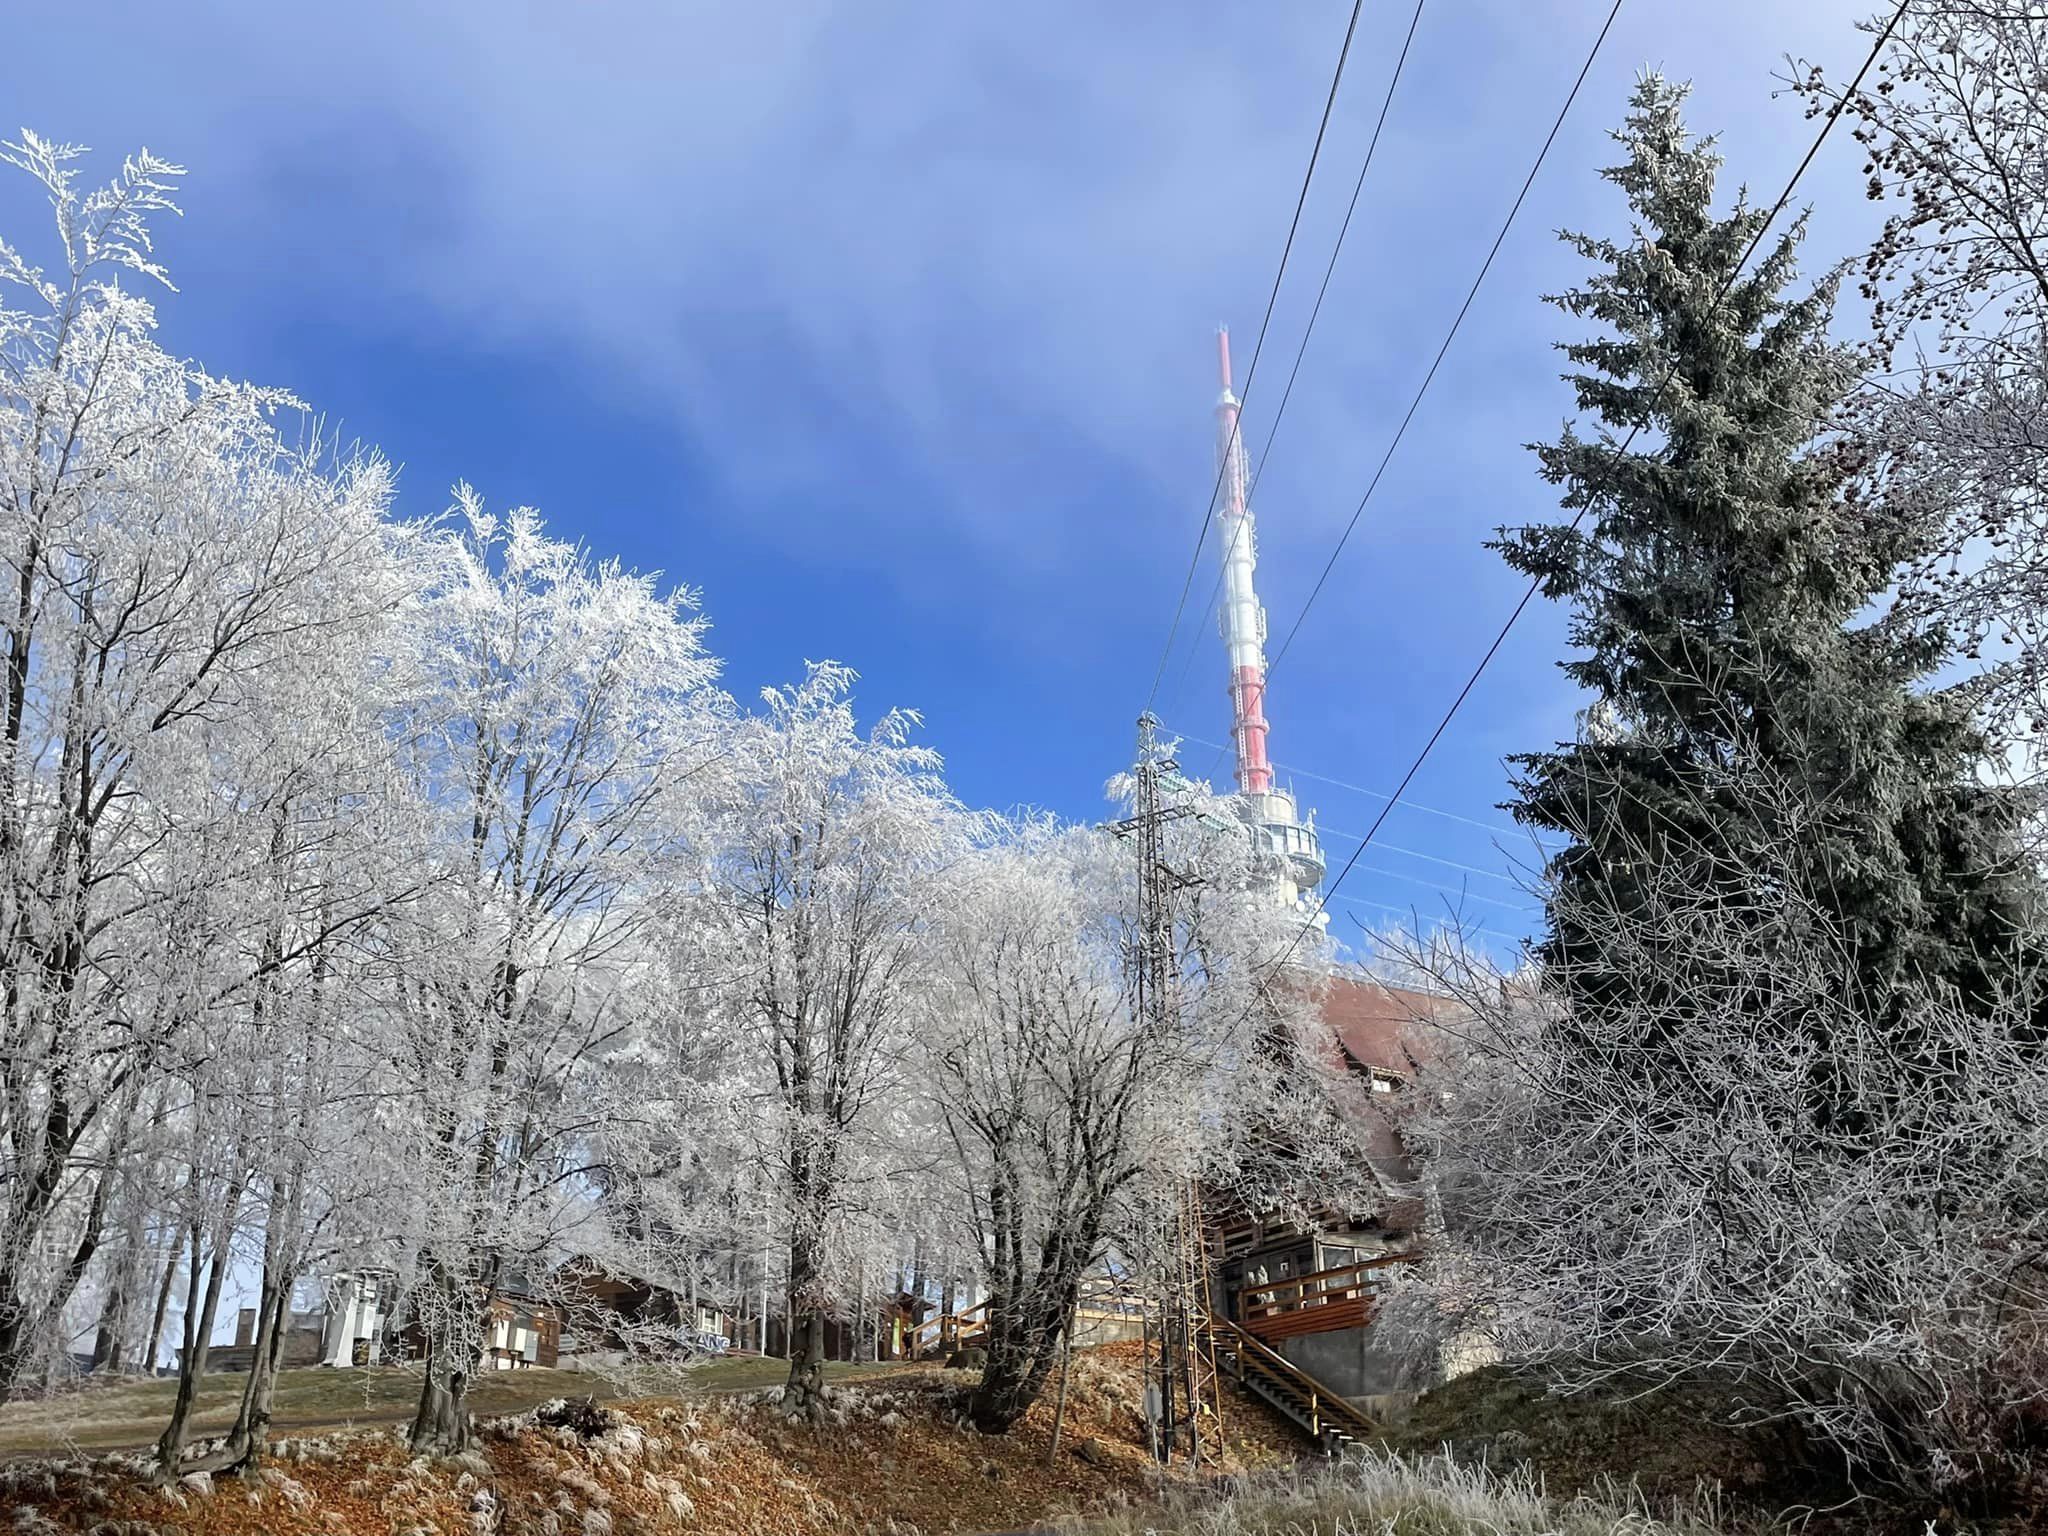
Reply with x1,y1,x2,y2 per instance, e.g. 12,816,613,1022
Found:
1213,329,1273,798
1209,329,1326,913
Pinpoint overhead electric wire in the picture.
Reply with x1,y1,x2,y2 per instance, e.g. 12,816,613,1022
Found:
1330,858,1541,913
1252,0,1911,984
1163,726,1549,841
1163,0,1430,723
1313,824,1532,888
1332,895,1525,946
1184,0,1620,794
1144,0,1368,713
1263,0,1624,698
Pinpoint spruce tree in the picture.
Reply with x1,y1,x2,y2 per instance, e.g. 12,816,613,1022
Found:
1502,76,2042,1082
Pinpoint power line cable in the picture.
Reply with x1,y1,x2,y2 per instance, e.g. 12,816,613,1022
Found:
1259,0,1623,694
1333,857,1541,913
1163,726,1551,841
1253,0,1622,692
1314,824,1532,887
1331,894,1526,946
1145,0,1368,713
1259,0,1909,983
1164,0,1431,723
1189,0,1620,791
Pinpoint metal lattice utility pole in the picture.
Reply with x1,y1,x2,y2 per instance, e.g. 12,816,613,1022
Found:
1115,713,1225,1467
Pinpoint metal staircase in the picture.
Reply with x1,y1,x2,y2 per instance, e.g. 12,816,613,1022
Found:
1199,1311,1380,1457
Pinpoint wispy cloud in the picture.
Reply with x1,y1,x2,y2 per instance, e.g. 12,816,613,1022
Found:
1,0,1889,844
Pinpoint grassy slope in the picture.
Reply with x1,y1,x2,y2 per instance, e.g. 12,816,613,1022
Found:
1079,1454,1724,1536
1376,1364,1830,1513
0,1355,920,1457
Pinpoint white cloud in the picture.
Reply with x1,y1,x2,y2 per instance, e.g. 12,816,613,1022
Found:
7,0,1882,622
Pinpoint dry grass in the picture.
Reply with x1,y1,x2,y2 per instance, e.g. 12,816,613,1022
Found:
1064,1452,1732,1536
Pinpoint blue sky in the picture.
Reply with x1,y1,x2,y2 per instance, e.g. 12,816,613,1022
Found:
4,0,1885,953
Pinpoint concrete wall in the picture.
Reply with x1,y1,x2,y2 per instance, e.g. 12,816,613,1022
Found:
1277,1325,1408,1399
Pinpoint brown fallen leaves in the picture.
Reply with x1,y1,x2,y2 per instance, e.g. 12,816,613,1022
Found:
8,1345,1310,1536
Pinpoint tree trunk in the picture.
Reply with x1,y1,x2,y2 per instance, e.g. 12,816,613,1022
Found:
90,1187,149,1375
234,1282,293,1471
968,1293,1069,1433
194,1214,295,1476
781,1225,830,1422
968,1203,1100,1433
1047,1318,1075,1466
854,1261,867,1369
157,1192,242,1474
410,1360,472,1455
90,1284,131,1377
0,1151,108,1401
408,1258,484,1455
138,1229,183,1375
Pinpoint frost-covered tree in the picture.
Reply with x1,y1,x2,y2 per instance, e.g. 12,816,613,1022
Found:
1798,4,2048,747
922,793,1368,1433
1442,73,2048,1497
1398,737,2048,1495
694,662,975,1421
0,133,401,1402
1497,75,2042,1076
154,671,432,1475
382,492,723,1453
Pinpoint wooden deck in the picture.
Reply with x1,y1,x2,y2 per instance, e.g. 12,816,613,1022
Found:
1238,1254,1415,1341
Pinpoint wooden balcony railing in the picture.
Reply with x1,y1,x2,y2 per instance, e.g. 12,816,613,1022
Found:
906,1299,988,1360
1237,1254,1415,1341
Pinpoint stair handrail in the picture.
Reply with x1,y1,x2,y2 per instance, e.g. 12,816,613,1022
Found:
1202,1310,1380,1443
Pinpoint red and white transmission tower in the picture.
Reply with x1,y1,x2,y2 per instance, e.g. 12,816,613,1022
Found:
1210,327,1326,911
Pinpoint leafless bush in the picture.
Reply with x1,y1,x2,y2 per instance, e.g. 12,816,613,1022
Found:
1387,748,2048,1497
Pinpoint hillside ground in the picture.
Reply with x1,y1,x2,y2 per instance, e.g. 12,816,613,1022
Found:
11,1349,1943,1534
0,1355,921,1459
1377,1364,1831,1512
1,1343,1311,1536
1366,1365,2048,1535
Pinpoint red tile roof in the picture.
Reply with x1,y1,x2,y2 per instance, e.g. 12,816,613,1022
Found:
1319,974,1452,1080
